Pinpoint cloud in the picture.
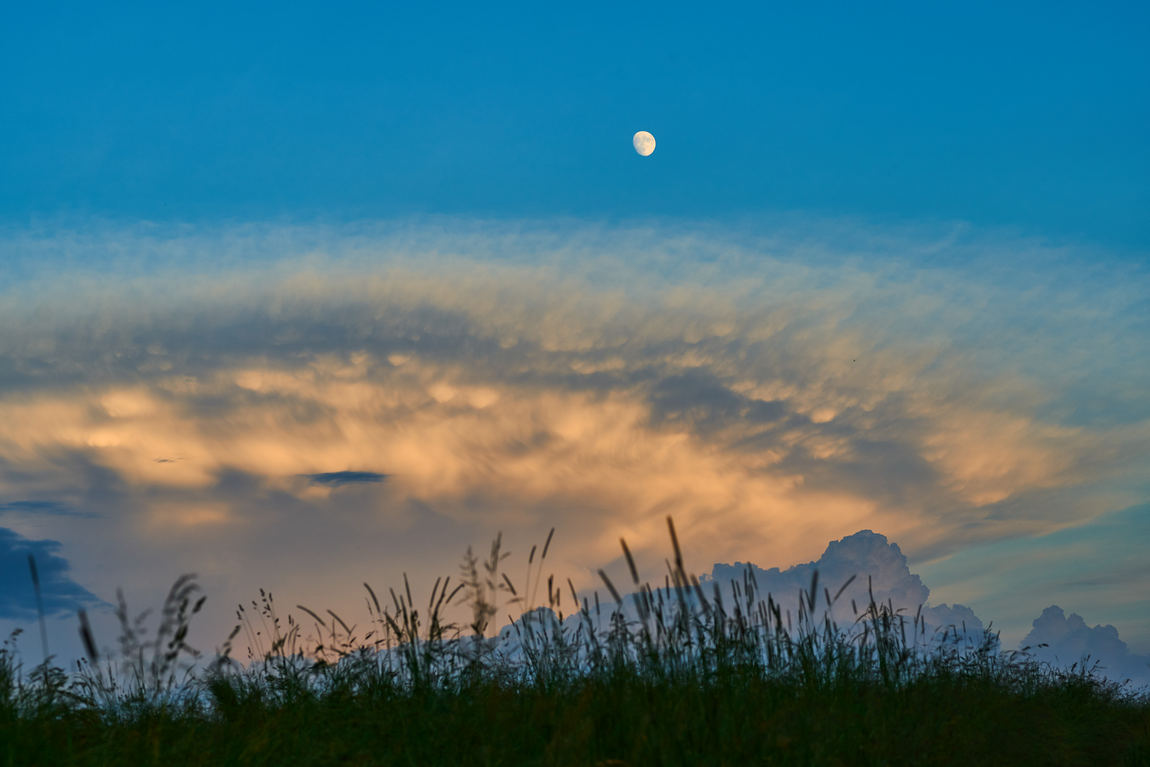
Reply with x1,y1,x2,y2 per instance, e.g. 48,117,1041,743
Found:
503,529,993,659
1020,606,1150,689
915,502,1150,652
0,500,95,518
0,217,1144,672
698,529,989,647
305,471,388,487
0,527,106,620
511,529,1147,692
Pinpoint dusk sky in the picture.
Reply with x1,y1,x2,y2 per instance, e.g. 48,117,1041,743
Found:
1,2,1148,682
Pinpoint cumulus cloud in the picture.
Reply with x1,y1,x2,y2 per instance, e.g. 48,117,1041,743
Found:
510,529,1147,691
1020,606,1150,689
699,530,989,647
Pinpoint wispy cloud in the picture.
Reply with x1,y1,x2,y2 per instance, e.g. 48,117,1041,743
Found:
0,500,96,518
0,217,1144,658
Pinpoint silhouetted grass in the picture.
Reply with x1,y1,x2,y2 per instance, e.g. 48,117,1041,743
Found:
2,518,1148,766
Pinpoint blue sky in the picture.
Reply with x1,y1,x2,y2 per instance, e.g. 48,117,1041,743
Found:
3,1,1148,248
0,2,1147,683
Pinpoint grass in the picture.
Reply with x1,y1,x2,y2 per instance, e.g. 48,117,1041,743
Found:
2,517,1148,766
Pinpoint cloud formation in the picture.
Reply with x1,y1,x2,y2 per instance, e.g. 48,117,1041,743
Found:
0,218,1145,661
0,528,106,620
0,500,94,518
511,528,1148,691
305,471,389,487
1021,606,1150,688
700,530,1150,688
701,530,988,646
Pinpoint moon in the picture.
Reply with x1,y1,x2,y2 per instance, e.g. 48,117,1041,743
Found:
633,131,656,157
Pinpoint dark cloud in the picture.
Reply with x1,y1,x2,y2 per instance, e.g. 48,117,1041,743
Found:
646,369,788,434
212,466,274,495
0,528,106,619
0,448,129,522
305,471,388,487
0,500,95,518
774,435,944,509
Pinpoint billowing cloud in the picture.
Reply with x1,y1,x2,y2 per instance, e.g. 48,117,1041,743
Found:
508,529,1146,691
697,530,989,649
0,218,1144,668
1020,607,1150,689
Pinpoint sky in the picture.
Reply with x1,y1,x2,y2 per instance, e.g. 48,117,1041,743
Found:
0,2,1148,685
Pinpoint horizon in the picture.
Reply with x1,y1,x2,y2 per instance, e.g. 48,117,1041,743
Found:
7,519,1149,693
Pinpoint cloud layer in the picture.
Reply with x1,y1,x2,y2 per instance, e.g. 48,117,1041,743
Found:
0,218,1146,661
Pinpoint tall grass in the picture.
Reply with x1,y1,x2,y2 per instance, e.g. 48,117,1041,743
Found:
2,518,1147,766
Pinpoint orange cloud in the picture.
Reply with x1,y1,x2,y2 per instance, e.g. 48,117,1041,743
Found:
0,219,1146,663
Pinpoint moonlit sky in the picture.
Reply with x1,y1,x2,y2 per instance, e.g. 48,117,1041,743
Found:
1,2,1148,678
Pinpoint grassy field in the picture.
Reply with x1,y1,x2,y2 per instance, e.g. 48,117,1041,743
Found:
3,519,1148,766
